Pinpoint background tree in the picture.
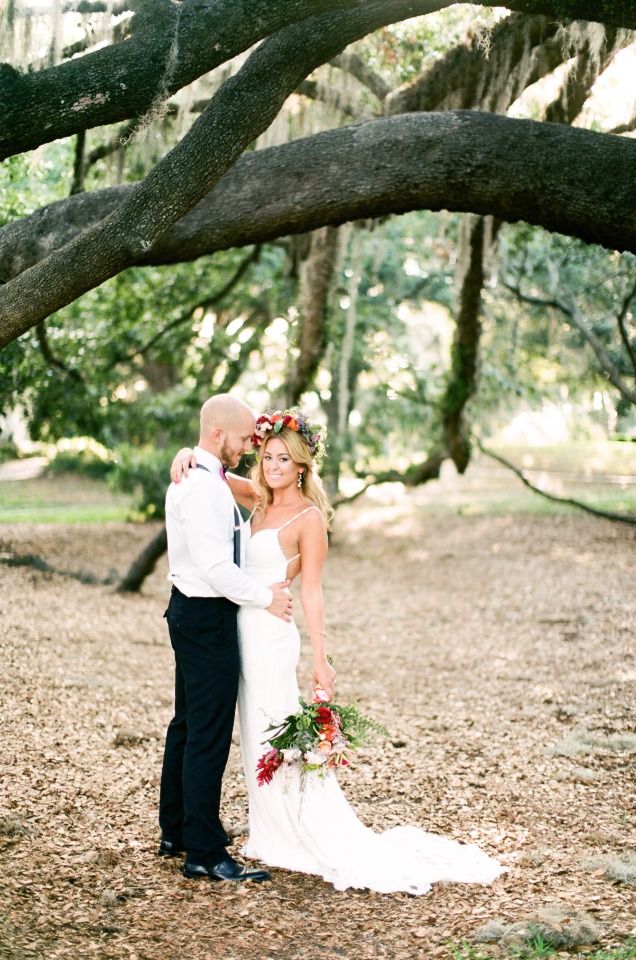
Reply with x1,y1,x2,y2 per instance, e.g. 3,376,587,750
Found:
1,1,635,588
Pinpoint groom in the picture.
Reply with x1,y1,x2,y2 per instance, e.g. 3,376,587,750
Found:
158,394,293,882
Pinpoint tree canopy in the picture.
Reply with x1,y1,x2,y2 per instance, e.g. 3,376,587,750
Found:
1,0,635,348
2,0,635,588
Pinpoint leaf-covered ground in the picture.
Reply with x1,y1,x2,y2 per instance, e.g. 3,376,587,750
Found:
1,498,635,960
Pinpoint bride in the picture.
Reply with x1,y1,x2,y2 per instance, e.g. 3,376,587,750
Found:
171,409,504,895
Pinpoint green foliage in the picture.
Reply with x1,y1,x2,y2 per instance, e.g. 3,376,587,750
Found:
510,928,558,958
0,439,19,463
0,245,290,449
0,155,32,226
498,228,636,387
46,439,115,481
0,143,72,227
364,8,499,84
266,695,389,754
475,225,636,437
110,444,175,521
260,692,389,783
3,10,635,518
323,213,455,473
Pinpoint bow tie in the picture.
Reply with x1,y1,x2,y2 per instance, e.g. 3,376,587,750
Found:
220,464,228,481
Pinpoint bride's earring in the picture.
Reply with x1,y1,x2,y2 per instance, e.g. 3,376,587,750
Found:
297,472,304,488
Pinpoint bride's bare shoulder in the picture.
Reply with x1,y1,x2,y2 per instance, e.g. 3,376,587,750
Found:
298,504,328,535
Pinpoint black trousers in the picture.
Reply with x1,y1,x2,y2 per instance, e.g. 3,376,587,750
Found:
159,587,240,866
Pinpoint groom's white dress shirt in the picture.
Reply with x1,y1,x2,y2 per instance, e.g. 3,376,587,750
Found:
165,445,273,607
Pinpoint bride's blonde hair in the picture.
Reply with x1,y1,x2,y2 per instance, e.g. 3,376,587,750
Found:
251,427,333,529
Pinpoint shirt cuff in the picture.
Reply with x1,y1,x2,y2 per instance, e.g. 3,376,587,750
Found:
260,587,274,608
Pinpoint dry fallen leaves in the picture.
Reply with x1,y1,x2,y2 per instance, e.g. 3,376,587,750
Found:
1,507,635,960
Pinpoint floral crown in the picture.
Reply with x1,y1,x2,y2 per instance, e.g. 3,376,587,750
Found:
252,408,327,461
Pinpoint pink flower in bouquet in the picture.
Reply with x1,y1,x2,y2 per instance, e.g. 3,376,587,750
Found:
328,754,349,769
256,747,283,786
313,686,330,703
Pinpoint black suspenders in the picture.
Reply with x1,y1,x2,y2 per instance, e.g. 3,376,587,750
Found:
195,463,241,567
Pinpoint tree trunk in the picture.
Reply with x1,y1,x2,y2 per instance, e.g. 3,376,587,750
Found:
117,525,167,593
321,225,359,499
4,0,436,346
2,113,635,323
441,215,486,473
288,225,341,405
0,0,387,161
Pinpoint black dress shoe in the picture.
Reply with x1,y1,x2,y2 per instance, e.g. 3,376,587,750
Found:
183,859,270,883
159,838,184,858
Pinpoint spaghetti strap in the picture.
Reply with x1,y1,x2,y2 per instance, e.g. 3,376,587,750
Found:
277,505,319,531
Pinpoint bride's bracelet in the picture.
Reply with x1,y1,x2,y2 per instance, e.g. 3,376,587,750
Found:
308,630,327,637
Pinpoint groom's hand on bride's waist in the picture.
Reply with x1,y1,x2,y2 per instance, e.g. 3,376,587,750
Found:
266,580,293,621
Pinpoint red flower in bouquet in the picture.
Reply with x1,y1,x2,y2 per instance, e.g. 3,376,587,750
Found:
255,684,388,787
316,705,334,724
256,747,283,786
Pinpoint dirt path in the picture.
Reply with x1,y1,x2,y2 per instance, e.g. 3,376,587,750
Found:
0,458,47,482
1,501,635,960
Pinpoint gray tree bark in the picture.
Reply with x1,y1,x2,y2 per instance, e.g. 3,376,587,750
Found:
4,1,634,161
1,1,634,354
1,111,635,349
288,226,341,406
444,217,485,472
117,526,167,593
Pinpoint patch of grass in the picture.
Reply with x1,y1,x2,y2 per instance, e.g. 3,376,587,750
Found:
487,439,636,476
449,937,557,960
551,728,636,757
0,474,132,524
512,930,558,958
2,439,635,523
404,438,636,518
411,475,635,519
583,944,636,960
582,854,636,884
0,504,132,523
449,939,636,960
451,927,559,959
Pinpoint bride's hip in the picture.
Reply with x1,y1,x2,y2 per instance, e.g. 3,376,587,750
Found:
239,610,299,666
239,607,298,636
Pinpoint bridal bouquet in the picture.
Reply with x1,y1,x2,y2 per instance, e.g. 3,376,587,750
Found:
256,687,389,787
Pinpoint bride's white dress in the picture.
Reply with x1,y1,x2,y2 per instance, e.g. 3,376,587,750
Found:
237,511,504,895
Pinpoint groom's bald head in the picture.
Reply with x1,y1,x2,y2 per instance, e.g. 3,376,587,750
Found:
198,394,256,465
200,394,255,437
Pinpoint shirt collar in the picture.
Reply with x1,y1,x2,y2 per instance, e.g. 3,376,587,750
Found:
193,446,223,475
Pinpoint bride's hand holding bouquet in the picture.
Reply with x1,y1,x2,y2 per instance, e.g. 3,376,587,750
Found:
256,678,389,788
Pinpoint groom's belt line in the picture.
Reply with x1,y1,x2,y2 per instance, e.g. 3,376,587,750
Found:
170,585,236,605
